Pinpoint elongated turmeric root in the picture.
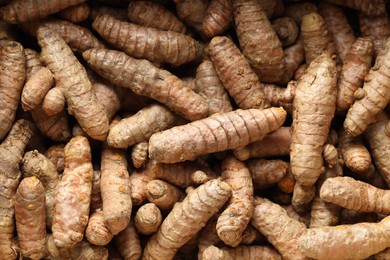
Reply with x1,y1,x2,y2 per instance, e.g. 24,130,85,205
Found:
149,107,287,163
233,0,285,83
143,179,232,259
0,119,34,260
203,0,233,37
290,53,337,187
38,26,109,141
359,12,390,57
344,38,390,136
57,2,91,24
83,48,208,121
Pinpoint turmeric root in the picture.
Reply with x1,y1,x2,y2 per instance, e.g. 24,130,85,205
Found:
364,112,390,186
143,179,232,259
247,159,289,190
322,143,338,168
83,48,208,121
203,0,233,38
38,26,109,141
359,12,390,57
272,17,299,47
320,176,390,214
203,245,282,260
57,2,91,23
145,179,184,212
208,36,269,109
251,197,307,260
233,0,285,83
0,119,34,260
100,144,132,235
233,127,291,161
114,221,142,260
15,177,46,260
21,150,60,228
310,166,341,228
344,38,390,137
336,37,374,111
42,87,66,116
291,182,316,214
149,107,287,163
290,53,337,186
263,82,296,113
0,40,26,141
198,218,221,260
301,12,336,64
21,67,54,111
299,215,390,260
134,203,162,235
216,156,253,247
339,128,372,174
85,210,113,246
195,60,233,115
127,1,187,33
52,136,93,247
44,144,65,172
323,0,386,16
284,2,318,25
131,141,149,169
20,18,105,53
0,0,87,23
107,104,185,149
92,14,202,66
174,0,208,34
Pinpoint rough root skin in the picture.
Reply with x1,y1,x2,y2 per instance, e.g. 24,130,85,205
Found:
143,179,232,260
290,53,337,186
203,0,233,38
83,48,209,121
37,26,109,141
52,136,93,248
149,107,287,163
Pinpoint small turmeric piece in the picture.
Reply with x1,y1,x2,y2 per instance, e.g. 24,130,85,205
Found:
20,18,105,53
143,179,232,259
100,144,132,235
299,215,390,260
364,112,390,186
15,177,46,260
107,103,186,149
320,176,390,215
301,12,336,64
127,1,187,33
247,159,289,190
233,0,285,83
174,0,208,34
339,129,372,174
134,203,162,235
42,87,65,116
336,37,374,111
114,221,142,260
251,197,307,260
0,119,34,260
21,150,60,228
38,26,109,141
145,179,184,212
149,107,287,163
344,38,390,137
0,0,87,23
322,143,338,168
85,210,113,246
0,40,26,141
291,182,316,214
92,14,202,66
323,0,386,16
208,36,270,109
195,60,233,115
203,0,233,38
216,156,254,247
272,17,299,47
131,141,149,169
83,48,208,121
21,67,54,111
57,2,91,23
202,245,282,260
318,3,356,62
290,53,337,186
233,127,291,161
359,12,390,57
52,136,93,247
44,144,65,172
